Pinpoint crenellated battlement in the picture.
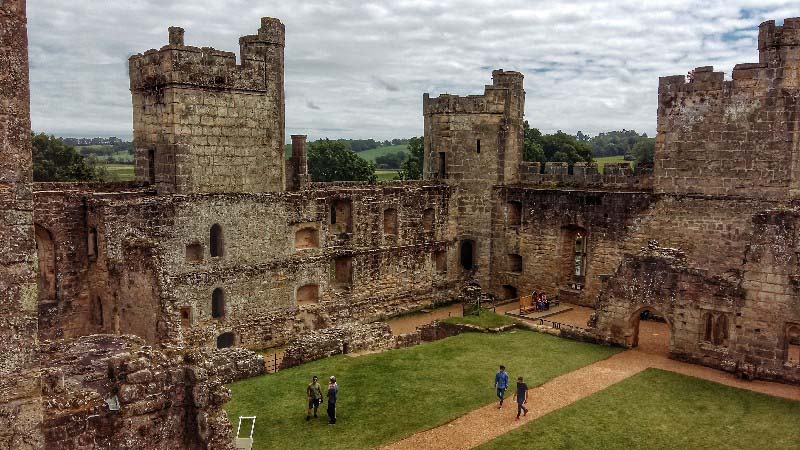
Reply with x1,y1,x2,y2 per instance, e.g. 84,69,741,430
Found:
423,69,524,115
129,17,284,93
518,162,652,190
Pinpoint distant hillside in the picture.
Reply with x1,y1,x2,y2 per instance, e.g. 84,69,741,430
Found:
285,141,411,162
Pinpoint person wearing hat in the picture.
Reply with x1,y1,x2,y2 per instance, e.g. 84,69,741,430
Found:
326,376,338,424
306,375,323,421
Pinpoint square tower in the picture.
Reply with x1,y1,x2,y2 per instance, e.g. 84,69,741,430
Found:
129,18,285,194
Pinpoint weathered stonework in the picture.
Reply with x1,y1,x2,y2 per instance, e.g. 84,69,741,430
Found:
4,12,800,450
0,1,43,448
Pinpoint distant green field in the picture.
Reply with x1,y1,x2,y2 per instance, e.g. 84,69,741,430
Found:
594,155,632,173
356,144,409,162
104,164,134,181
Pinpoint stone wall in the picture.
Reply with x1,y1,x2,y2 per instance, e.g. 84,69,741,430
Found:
41,335,235,450
280,322,393,368
654,19,800,200
129,18,285,195
34,181,469,351
519,161,653,191
0,1,43,447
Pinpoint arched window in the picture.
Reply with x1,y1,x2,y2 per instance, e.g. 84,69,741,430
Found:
216,332,235,349
574,233,586,277
211,288,225,319
34,224,57,301
210,224,224,257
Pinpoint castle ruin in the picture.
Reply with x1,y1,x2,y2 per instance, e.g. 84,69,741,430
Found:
1,4,799,448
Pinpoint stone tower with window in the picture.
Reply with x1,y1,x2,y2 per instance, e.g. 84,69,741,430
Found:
422,70,525,285
129,18,286,194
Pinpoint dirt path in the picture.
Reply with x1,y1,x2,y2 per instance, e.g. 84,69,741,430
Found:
382,335,800,450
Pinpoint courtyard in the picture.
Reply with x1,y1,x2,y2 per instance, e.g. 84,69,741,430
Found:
225,324,800,450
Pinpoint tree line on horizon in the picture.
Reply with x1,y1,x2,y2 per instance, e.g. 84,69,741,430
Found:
32,128,655,183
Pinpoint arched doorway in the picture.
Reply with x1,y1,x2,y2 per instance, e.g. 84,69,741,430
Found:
627,306,671,355
216,332,235,348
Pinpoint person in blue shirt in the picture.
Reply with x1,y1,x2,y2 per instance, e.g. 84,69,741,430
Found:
494,365,509,408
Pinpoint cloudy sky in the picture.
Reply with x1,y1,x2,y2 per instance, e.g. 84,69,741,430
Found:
27,0,797,141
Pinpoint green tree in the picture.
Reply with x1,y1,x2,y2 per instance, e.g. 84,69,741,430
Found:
397,136,423,180
631,137,655,166
374,151,407,169
308,139,376,182
522,122,592,165
32,133,106,181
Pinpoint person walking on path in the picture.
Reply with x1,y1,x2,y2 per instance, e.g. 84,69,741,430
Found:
513,376,528,420
306,375,323,421
494,365,509,409
327,376,339,424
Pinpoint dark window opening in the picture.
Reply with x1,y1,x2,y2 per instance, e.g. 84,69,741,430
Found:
476,139,481,154
703,312,729,346
508,254,523,273
210,224,224,257
147,149,156,184
438,152,447,179
180,306,192,328
216,332,235,349
91,297,104,327
212,288,225,319
460,240,474,270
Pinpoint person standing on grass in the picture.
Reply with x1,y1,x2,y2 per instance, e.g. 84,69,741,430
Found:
494,365,509,408
306,375,323,421
327,376,338,424
513,376,528,420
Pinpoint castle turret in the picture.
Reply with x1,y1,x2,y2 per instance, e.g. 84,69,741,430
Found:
422,70,525,288
129,18,286,194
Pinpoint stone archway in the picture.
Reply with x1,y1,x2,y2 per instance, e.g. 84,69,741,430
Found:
627,305,672,355
34,224,57,302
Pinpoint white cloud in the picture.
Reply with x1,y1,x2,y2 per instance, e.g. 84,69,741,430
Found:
26,0,797,140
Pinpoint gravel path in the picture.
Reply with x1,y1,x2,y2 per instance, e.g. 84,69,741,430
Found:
382,333,800,450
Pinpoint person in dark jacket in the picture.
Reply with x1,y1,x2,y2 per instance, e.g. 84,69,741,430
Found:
327,376,338,424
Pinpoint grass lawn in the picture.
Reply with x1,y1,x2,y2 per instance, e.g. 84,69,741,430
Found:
225,330,620,450
478,368,800,450
442,308,517,329
594,155,632,173
104,163,134,181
